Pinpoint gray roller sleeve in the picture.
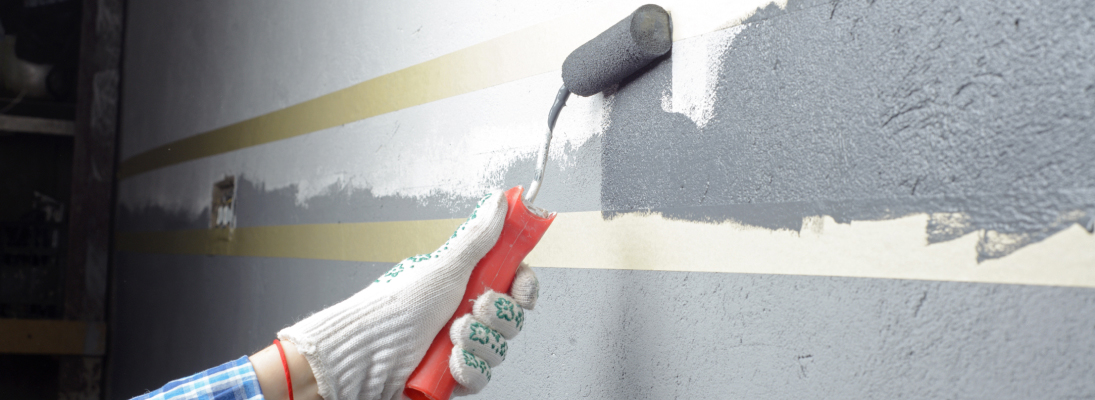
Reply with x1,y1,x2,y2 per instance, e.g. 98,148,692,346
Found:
561,4,673,97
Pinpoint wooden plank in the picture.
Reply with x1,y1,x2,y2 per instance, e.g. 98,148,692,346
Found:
59,0,125,398
0,115,75,136
0,319,104,355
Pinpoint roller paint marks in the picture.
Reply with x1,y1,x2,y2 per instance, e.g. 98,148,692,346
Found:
120,0,791,161
553,89,615,164
118,0,1095,264
660,0,788,41
603,0,1095,261
119,0,601,160
116,0,795,221
116,72,612,220
660,25,746,129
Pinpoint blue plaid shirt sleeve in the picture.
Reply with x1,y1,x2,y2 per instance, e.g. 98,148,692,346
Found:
130,356,265,400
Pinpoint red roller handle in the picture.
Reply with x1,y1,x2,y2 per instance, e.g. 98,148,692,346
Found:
404,186,555,400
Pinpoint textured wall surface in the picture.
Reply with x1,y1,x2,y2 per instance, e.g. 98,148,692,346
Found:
604,0,1095,260
110,0,1095,398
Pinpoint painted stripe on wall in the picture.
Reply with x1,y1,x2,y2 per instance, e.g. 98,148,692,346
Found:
115,212,1095,288
116,0,790,180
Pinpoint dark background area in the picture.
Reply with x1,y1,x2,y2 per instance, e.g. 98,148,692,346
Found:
1,0,117,399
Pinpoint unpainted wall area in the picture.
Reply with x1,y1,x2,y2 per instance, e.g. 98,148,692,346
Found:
110,254,1095,399
110,0,1095,399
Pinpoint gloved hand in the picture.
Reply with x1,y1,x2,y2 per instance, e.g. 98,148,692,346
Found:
447,264,538,394
277,190,540,400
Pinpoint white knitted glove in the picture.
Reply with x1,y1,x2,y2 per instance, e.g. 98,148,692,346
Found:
447,264,539,394
277,190,539,400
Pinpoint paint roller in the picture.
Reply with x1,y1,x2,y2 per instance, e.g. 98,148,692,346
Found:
404,5,672,400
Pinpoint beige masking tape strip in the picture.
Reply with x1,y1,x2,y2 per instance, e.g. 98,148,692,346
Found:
116,211,1095,288
116,218,465,262
117,0,790,180
0,319,106,355
527,212,1095,287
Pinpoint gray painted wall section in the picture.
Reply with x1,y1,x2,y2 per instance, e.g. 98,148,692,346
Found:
111,254,1095,399
602,0,1095,260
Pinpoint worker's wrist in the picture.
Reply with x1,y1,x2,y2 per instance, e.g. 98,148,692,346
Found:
251,340,320,400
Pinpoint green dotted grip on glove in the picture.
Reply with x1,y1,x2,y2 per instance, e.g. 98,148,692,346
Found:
404,186,555,400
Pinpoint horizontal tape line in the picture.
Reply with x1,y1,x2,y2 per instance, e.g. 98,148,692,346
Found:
0,319,106,355
116,218,466,263
115,211,1095,288
117,0,788,179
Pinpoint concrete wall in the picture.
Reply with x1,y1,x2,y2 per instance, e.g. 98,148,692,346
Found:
111,0,1095,398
